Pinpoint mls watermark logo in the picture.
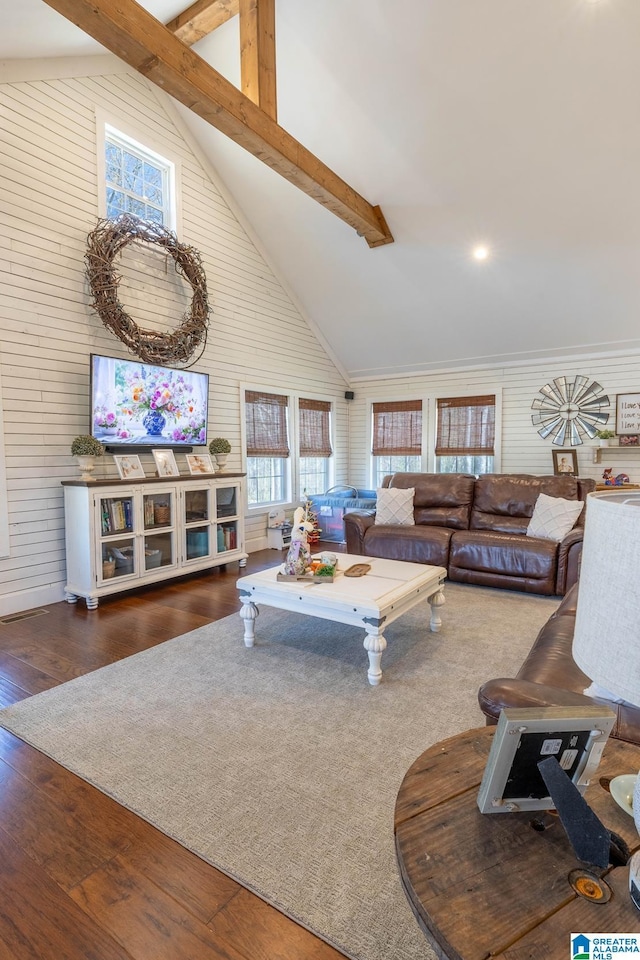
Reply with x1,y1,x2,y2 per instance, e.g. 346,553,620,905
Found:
573,935,591,960
572,935,640,960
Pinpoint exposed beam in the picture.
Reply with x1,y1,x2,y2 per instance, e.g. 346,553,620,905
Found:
239,0,276,122
165,0,238,46
42,0,394,246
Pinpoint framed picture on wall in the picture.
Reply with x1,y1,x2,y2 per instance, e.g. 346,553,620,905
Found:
616,394,640,436
552,449,578,477
152,449,179,478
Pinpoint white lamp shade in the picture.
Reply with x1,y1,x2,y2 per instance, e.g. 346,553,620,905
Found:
572,492,640,708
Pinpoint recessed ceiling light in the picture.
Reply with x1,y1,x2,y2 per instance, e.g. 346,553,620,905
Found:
472,245,490,261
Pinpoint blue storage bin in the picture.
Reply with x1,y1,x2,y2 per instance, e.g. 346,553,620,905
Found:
309,486,377,542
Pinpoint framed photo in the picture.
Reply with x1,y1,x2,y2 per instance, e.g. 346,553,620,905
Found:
186,453,214,475
477,706,615,814
616,394,640,436
113,454,145,481
552,449,578,476
619,434,639,446
152,449,179,478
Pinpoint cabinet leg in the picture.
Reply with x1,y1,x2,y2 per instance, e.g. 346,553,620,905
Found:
238,557,247,567
86,597,99,610
65,593,78,604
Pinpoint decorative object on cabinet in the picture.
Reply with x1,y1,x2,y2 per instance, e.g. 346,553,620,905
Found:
531,376,610,446
85,215,210,367
113,454,145,480
62,474,247,608
186,453,214,475
152,449,179,477
616,394,640,437
209,437,231,472
70,434,104,481
552,449,578,477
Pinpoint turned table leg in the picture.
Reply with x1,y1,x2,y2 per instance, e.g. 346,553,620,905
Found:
428,588,445,632
239,597,259,647
363,622,388,686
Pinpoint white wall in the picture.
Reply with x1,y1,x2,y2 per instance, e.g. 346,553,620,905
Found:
348,353,640,488
0,61,349,615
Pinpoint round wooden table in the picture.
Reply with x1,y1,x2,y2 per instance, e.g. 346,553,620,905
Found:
395,727,640,960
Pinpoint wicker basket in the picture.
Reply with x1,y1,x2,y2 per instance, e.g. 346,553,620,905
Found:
154,504,170,525
102,559,116,579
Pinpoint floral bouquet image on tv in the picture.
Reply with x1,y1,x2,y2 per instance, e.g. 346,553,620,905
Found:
91,355,209,446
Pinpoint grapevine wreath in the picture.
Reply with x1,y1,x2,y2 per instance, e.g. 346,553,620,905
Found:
85,214,210,366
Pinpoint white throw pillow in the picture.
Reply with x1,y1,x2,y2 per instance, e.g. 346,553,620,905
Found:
374,487,415,525
526,493,584,542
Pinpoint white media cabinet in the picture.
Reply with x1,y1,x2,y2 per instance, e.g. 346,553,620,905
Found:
62,473,247,609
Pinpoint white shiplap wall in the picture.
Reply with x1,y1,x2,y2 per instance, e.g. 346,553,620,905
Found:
0,62,349,616
348,354,640,488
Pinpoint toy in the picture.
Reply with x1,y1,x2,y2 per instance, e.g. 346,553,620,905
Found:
602,468,630,486
283,507,314,576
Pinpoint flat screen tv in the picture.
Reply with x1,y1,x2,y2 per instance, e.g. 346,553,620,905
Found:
90,354,209,447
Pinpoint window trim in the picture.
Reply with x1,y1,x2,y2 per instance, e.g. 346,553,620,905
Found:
95,109,182,233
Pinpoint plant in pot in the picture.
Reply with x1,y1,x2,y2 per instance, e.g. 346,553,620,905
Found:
209,437,231,472
595,429,616,447
71,435,104,481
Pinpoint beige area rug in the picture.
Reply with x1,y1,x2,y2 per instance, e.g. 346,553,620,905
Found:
0,583,558,960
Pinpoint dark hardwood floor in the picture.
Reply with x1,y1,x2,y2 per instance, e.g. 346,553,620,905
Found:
0,546,347,960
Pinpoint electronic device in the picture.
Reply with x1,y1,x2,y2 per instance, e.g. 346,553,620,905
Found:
477,706,615,814
90,354,209,449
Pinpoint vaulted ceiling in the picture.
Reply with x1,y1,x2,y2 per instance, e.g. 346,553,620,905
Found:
3,0,640,380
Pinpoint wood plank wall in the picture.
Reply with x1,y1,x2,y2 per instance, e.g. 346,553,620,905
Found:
347,353,640,488
0,63,349,616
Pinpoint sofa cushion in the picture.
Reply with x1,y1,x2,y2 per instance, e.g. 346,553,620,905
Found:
374,486,415,525
450,530,558,579
387,473,476,529
363,524,454,567
470,474,581,533
526,493,584,542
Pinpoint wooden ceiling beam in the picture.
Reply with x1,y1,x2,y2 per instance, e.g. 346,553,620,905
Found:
165,0,238,47
41,0,393,246
239,0,277,122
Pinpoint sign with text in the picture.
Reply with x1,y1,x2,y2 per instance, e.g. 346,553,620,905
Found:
616,394,640,435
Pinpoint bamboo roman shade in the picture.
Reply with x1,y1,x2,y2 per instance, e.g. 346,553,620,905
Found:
435,395,495,456
371,399,423,456
245,390,289,457
299,398,333,457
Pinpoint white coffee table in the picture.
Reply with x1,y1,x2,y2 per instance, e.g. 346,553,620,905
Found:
236,554,446,685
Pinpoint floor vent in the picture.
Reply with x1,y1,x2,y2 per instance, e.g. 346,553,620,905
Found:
0,609,49,624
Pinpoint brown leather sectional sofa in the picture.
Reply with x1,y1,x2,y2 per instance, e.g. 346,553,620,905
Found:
478,583,640,745
344,472,596,596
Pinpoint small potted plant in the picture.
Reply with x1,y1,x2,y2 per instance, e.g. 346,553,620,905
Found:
71,435,104,481
209,437,231,472
595,429,616,447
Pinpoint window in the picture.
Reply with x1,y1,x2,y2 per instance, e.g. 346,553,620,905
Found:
245,390,290,506
371,400,422,486
435,395,495,475
104,125,173,226
298,398,332,496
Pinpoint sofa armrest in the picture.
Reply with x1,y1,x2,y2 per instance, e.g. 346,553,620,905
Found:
555,526,586,595
478,677,595,723
479,678,640,746
343,510,376,554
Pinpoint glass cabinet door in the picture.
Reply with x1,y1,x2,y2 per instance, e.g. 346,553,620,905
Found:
143,490,175,530
215,485,237,520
